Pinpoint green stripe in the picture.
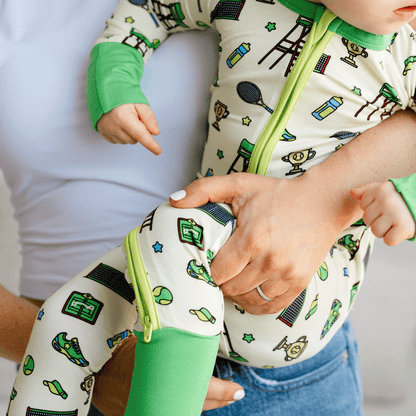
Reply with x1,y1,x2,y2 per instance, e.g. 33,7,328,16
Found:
278,0,394,50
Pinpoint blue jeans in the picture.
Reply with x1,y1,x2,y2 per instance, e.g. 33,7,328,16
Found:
203,319,363,416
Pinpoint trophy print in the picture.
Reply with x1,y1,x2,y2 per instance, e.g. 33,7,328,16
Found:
340,38,368,68
212,100,230,131
273,335,308,361
282,148,316,176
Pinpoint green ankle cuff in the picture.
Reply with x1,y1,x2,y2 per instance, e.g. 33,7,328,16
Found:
125,328,220,416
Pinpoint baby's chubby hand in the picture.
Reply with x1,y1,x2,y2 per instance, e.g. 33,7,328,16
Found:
351,181,415,246
97,103,161,154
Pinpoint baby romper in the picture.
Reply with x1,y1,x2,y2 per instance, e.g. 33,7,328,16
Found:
8,0,416,414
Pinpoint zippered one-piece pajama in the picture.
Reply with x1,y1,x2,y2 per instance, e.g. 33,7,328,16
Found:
8,0,416,415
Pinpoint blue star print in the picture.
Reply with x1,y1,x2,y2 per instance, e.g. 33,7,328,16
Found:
153,241,163,253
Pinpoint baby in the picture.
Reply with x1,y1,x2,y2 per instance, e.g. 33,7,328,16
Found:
8,0,416,415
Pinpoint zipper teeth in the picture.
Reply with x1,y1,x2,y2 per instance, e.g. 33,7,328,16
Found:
124,227,161,342
125,229,147,316
248,10,337,176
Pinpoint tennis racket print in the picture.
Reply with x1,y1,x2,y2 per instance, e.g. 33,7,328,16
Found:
236,81,274,114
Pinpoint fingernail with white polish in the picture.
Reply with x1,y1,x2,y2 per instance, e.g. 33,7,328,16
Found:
233,390,245,401
169,190,186,201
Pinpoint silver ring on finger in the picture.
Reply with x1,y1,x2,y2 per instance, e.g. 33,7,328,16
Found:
256,285,273,302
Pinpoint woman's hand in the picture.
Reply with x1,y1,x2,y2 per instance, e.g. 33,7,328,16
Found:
92,335,244,415
170,172,355,315
203,377,245,411
170,110,416,315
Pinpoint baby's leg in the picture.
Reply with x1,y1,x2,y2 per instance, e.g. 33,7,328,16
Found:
218,223,375,368
123,202,235,416
7,246,137,416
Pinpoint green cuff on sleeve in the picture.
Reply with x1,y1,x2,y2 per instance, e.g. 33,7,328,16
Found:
125,328,220,416
389,174,416,241
87,42,149,130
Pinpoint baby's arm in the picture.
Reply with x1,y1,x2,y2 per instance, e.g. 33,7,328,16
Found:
351,176,416,246
87,0,211,153
97,103,161,154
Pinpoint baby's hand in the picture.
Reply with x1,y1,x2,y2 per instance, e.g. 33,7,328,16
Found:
351,182,416,246
97,103,161,155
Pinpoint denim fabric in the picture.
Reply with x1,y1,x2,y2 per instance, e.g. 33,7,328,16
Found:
203,319,363,416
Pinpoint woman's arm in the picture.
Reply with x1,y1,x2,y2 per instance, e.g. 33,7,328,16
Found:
170,109,416,314
305,109,416,230
0,285,39,363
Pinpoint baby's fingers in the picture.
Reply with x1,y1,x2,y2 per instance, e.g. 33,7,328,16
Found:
134,103,160,136
350,183,377,210
123,108,162,155
97,104,159,149
350,184,372,200
369,215,392,239
102,129,139,145
370,216,414,246
382,224,409,246
361,201,382,229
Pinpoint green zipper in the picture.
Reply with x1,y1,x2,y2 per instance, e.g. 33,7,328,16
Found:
247,9,339,176
124,227,161,343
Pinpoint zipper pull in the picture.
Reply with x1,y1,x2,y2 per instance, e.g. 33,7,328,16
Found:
143,314,153,343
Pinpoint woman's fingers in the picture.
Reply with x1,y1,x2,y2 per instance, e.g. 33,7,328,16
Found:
203,376,245,411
